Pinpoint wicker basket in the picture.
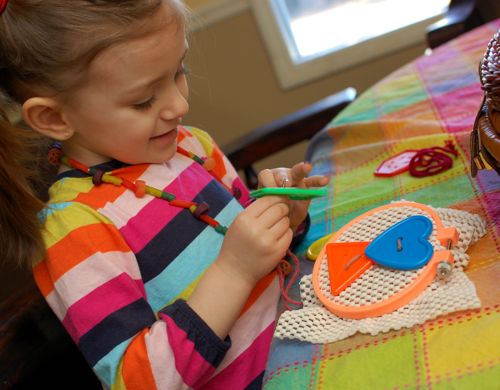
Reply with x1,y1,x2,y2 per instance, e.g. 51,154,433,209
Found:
471,29,500,176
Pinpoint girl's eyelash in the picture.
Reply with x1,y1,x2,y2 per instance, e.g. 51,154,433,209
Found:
177,64,189,76
133,95,156,110
133,65,187,110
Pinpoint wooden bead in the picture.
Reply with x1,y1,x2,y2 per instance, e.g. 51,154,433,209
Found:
232,184,242,199
203,157,216,171
193,202,209,218
278,260,292,276
134,180,146,197
47,148,63,165
91,169,105,185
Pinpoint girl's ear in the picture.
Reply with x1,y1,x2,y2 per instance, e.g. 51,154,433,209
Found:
22,97,74,141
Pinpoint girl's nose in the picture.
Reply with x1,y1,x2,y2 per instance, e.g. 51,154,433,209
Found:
159,88,189,121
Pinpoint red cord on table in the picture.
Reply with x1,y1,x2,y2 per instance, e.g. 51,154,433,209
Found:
409,141,458,177
277,250,303,311
375,140,458,178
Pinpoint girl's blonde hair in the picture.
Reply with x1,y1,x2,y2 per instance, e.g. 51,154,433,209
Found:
0,0,186,268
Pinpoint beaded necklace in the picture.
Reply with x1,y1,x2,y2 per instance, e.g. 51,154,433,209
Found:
48,143,228,235
48,143,303,310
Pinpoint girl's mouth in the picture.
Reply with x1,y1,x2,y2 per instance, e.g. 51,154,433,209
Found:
151,128,178,142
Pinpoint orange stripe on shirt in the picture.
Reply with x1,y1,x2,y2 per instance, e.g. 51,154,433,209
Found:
122,329,158,390
209,146,228,181
35,223,131,297
33,260,53,299
74,164,149,209
177,126,189,143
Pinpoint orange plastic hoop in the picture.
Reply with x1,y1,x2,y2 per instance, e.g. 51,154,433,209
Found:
312,202,459,319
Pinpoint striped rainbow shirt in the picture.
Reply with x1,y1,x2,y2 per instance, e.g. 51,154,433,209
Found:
33,126,280,389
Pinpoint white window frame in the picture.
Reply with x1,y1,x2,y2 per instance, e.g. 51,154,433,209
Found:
250,0,447,90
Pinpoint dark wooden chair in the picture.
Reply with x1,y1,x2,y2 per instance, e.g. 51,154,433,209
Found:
224,88,357,188
0,282,102,389
427,0,500,49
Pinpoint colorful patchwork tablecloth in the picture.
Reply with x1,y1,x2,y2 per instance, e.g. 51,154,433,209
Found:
264,20,500,389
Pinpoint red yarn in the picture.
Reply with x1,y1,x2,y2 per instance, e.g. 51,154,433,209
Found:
277,250,303,311
409,149,453,177
408,141,458,177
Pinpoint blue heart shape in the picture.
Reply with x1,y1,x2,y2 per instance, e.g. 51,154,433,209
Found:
365,215,434,270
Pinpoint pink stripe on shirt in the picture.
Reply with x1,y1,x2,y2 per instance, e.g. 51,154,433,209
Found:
161,314,217,388
145,321,190,390
62,274,145,342
202,323,275,390
120,165,212,252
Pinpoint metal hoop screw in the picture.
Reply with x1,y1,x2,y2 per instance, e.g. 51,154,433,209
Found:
437,261,452,280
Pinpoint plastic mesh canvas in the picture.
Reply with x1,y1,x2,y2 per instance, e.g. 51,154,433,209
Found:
274,203,486,343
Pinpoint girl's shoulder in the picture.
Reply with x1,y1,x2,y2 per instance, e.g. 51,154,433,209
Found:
178,125,219,159
177,125,249,202
178,125,212,141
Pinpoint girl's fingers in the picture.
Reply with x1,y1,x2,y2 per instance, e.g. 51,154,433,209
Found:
258,168,283,188
257,202,290,229
289,162,312,187
276,227,294,251
245,195,288,218
303,175,330,187
258,163,328,190
267,215,292,238
268,163,308,190
270,168,289,188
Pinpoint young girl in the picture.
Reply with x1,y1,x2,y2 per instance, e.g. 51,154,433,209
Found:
0,1,327,388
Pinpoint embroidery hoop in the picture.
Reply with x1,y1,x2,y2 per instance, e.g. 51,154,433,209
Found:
312,201,459,319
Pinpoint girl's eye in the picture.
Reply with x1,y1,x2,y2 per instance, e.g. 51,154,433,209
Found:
133,96,156,111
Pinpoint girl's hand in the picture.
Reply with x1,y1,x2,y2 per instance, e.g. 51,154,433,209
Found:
216,196,293,286
257,162,329,231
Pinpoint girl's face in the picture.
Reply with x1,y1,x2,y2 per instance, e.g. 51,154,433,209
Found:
60,3,189,166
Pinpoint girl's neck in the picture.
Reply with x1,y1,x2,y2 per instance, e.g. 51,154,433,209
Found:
58,143,111,172
57,164,73,175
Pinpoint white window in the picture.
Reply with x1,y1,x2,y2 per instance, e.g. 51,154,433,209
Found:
251,0,450,89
